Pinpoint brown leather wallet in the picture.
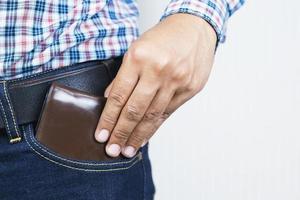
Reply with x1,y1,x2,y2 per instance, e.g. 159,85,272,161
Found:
35,82,118,161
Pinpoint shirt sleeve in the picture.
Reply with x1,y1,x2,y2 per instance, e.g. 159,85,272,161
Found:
160,0,245,44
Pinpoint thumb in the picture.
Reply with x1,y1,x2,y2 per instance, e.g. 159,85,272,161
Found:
104,80,114,98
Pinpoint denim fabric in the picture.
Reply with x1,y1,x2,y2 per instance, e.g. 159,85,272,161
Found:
0,60,155,200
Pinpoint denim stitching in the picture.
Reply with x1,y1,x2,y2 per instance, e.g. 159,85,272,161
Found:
28,124,140,166
24,132,141,172
0,98,12,139
22,125,142,172
3,82,20,138
26,124,142,167
142,152,147,200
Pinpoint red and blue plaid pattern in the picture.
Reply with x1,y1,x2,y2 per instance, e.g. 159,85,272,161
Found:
161,0,245,43
0,0,244,79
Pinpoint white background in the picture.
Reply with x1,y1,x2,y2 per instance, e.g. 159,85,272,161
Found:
139,1,300,200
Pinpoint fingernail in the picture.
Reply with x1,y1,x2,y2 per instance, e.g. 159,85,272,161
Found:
104,89,110,98
95,129,110,143
123,146,136,158
106,144,121,157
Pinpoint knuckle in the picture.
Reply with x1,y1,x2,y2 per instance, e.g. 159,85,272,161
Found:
144,111,161,122
156,56,170,67
161,111,171,121
151,62,167,75
186,83,197,93
187,81,204,94
128,42,171,73
128,134,145,146
171,68,189,82
101,114,116,126
127,43,149,64
180,75,204,94
110,92,126,107
113,128,130,142
150,56,173,76
124,105,143,122
150,55,171,72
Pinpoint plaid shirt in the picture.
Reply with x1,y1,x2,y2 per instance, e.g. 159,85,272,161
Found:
0,0,244,80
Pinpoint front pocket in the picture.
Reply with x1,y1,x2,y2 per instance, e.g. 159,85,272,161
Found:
21,123,142,172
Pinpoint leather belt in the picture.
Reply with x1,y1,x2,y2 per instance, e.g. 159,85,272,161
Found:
0,57,122,130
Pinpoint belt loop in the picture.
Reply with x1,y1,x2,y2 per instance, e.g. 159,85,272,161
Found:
0,81,21,144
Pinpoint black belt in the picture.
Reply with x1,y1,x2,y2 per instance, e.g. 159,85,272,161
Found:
0,57,122,130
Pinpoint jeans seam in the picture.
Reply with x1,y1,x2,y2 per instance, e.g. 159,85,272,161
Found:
0,98,12,139
3,82,20,138
23,125,143,171
141,149,147,200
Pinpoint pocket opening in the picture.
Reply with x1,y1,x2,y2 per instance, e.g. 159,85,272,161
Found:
22,123,142,172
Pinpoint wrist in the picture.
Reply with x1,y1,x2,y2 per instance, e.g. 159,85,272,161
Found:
161,13,217,49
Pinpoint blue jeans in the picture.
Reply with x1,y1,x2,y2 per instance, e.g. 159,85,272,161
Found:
0,60,155,200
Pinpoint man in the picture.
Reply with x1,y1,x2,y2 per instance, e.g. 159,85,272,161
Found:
0,0,244,199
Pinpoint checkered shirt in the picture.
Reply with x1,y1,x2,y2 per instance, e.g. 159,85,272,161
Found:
0,0,244,79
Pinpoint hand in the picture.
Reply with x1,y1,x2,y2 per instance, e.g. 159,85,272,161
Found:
94,13,217,158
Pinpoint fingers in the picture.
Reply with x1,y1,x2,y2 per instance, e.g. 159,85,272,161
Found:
94,62,139,145
96,66,201,158
123,88,175,157
122,88,195,158
133,75,204,152
105,79,159,157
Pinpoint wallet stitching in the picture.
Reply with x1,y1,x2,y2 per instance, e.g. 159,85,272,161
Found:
25,124,142,168
3,82,20,138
